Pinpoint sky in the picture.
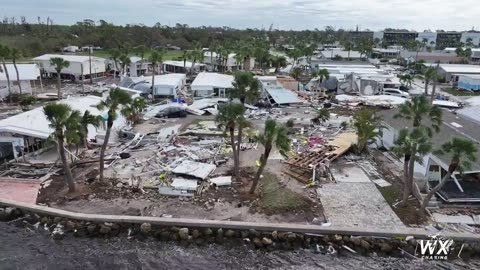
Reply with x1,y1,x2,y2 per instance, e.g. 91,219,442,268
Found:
2,0,479,31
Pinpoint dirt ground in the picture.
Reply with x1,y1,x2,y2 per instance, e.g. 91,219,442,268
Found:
38,165,321,224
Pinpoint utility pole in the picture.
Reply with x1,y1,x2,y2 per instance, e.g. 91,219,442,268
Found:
89,47,93,84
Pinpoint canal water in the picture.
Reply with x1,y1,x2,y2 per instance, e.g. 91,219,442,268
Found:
0,222,474,269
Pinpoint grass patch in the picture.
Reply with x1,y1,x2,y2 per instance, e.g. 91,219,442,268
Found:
378,184,428,225
379,185,401,205
259,172,312,215
442,88,480,96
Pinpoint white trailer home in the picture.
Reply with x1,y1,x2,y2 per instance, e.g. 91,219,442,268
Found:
33,54,106,81
0,95,127,161
191,72,234,97
0,64,40,98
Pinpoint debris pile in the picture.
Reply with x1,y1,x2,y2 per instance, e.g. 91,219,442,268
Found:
104,120,233,197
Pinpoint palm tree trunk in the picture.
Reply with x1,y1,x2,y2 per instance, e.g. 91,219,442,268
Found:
56,71,61,100
190,59,196,76
113,60,118,79
250,146,272,194
236,125,243,166
151,63,156,96
13,61,22,95
424,79,429,96
430,63,440,104
408,151,422,201
58,134,75,192
400,155,411,206
210,53,213,71
81,64,85,94
430,79,437,105
229,126,239,179
99,116,113,182
2,60,11,103
421,171,452,210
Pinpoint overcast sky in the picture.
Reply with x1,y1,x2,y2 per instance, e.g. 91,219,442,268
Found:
2,0,479,31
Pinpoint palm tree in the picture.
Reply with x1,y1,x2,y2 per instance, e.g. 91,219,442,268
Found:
395,95,442,137
465,38,474,48
216,103,246,179
50,57,70,100
399,74,413,89
429,62,441,104
19,95,36,111
423,66,438,96
421,38,428,51
250,119,290,194
414,40,422,66
121,97,147,124
148,49,165,95
43,103,80,192
0,44,12,101
392,128,432,206
11,48,22,95
230,72,261,104
188,44,203,75
110,49,121,79
352,108,383,153
421,138,477,210
119,54,131,76
230,72,260,168
269,55,287,72
312,68,329,93
96,88,132,181
312,108,330,125
235,53,244,71
136,45,147,62
79,110,101,148
64,110,82,162
286,48,301,70
290,66,302,81
209,42,218,71
181,50,188,73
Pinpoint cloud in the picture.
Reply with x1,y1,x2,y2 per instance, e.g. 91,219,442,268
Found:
2,0,479,31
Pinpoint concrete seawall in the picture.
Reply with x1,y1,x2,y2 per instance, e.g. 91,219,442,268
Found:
1,198,480,258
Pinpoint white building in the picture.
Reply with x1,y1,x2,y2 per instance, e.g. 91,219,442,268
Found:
461,32,480,47
191,72,234,97
0,95,126,160
162,60,206,74
128,56,150,77
63,46,80,53
317,49,364,60
33,54,107,80
203,52,254,72
432,64,480,83
372,48,401,58
118,74,186,98
0,64,40,98
416,32,437,47
149,74,186,98
458,74,480,91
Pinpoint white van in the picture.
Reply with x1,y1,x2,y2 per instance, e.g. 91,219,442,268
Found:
381,88,410,98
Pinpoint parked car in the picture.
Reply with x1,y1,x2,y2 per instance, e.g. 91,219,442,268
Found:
381,88,410,98
155,107,187,118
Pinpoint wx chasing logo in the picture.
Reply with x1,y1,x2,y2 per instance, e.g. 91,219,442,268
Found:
415,234,456,260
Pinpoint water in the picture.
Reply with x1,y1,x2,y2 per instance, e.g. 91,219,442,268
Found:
0,223,470,270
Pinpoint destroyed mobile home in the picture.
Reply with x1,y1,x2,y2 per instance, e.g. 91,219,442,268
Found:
1,63,479,236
